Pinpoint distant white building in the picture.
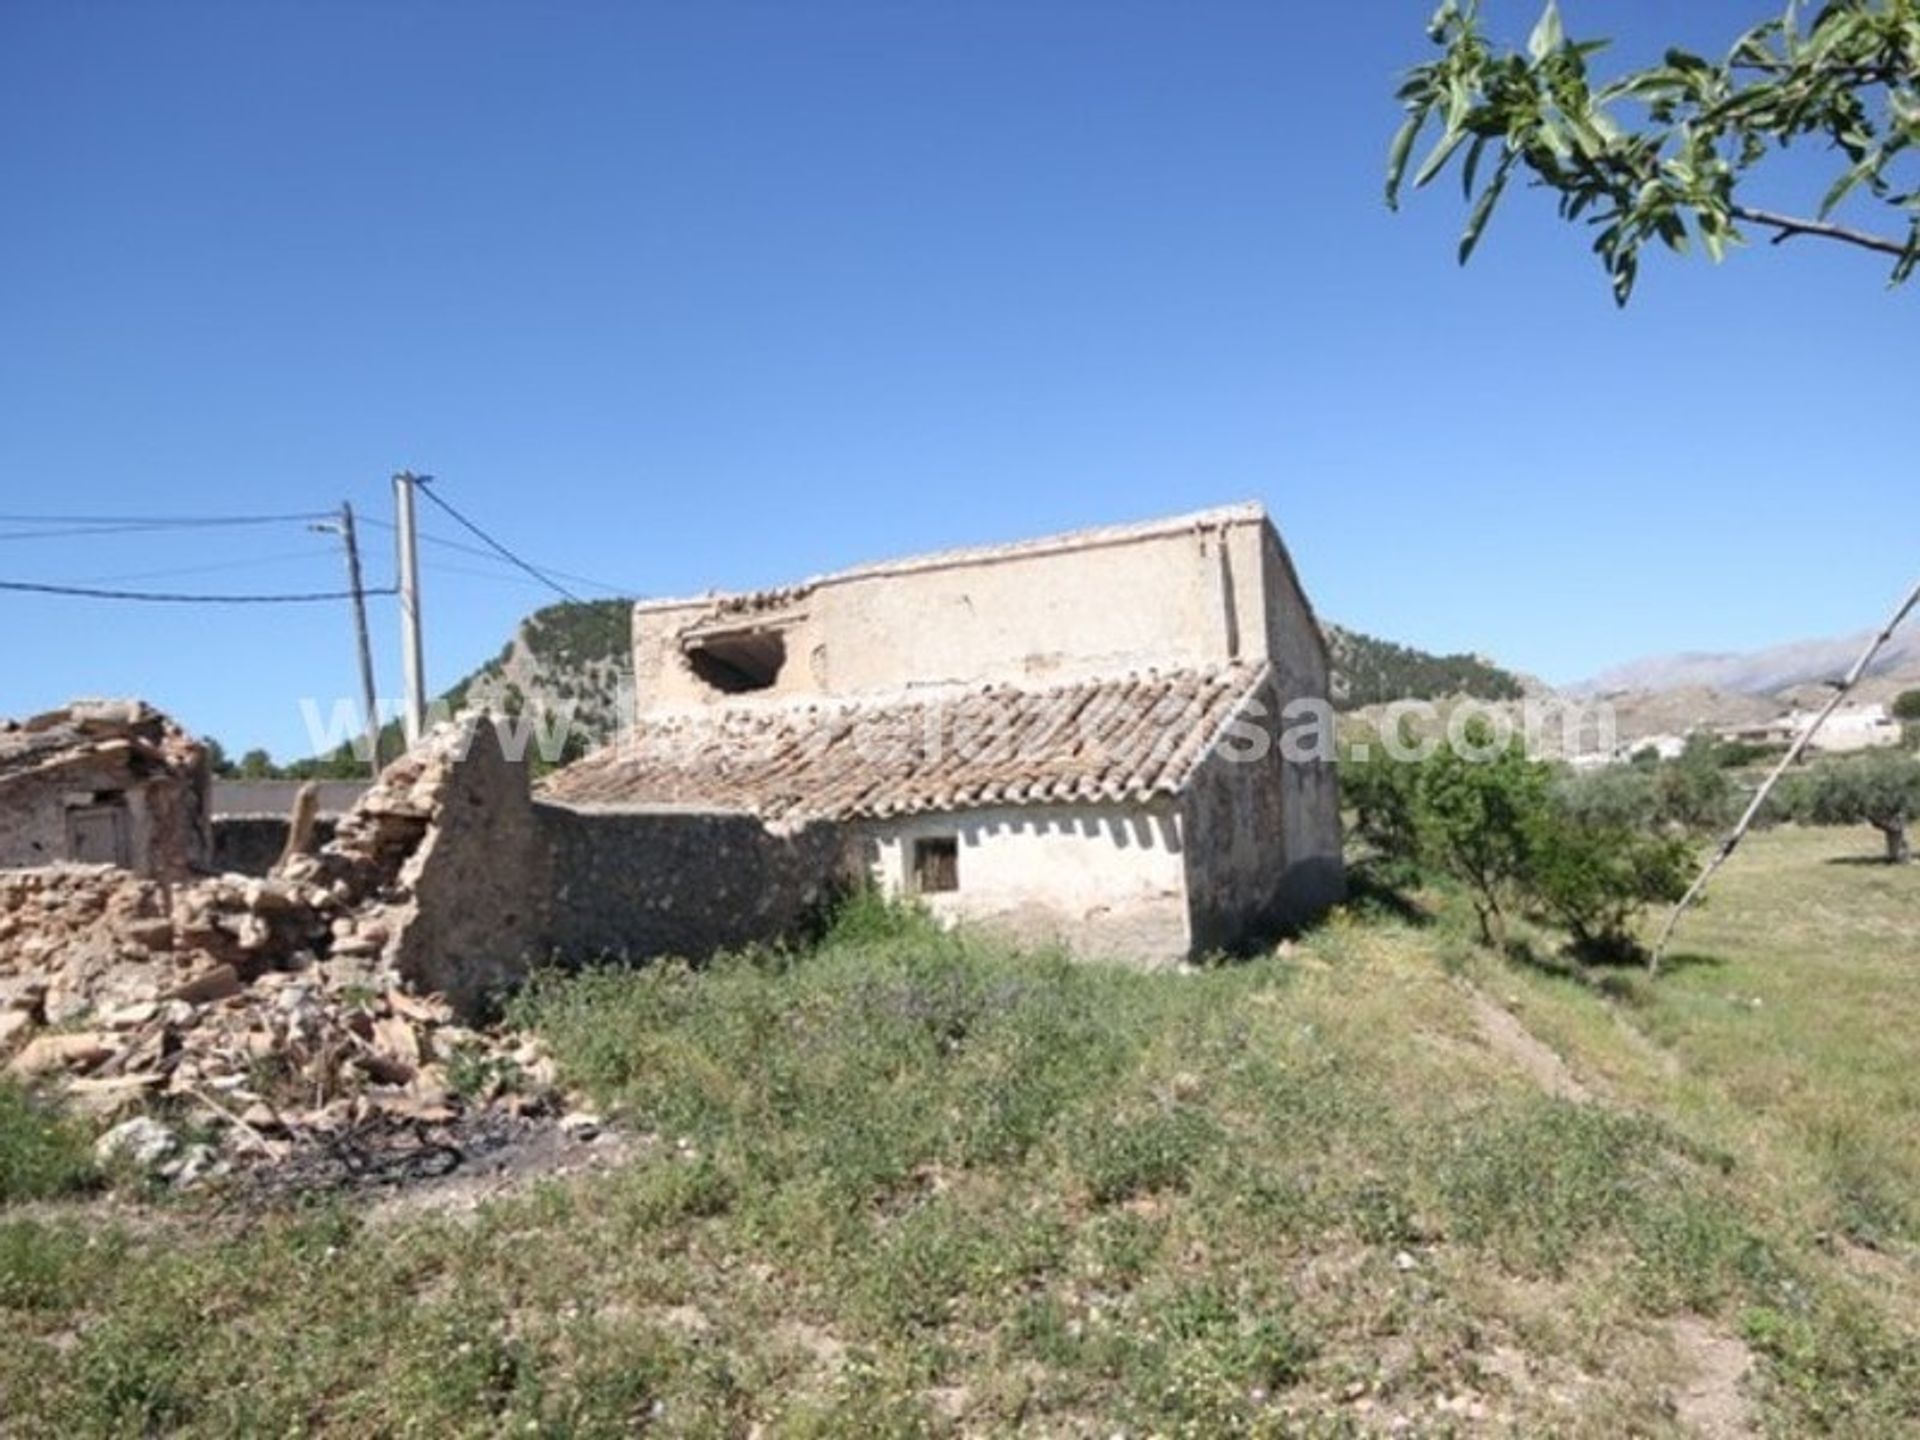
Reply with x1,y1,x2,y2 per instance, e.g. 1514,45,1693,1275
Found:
1631,733,1691,762
1717,702,1901,755
1801,703,1902,754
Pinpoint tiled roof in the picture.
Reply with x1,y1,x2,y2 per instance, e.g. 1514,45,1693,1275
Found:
542,663,1268,823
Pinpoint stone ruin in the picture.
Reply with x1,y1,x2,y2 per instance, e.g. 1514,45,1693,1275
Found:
0,699,211,877
1,696,858,1187
0,715,561,1185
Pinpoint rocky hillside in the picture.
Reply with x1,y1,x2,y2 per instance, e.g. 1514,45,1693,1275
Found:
450,600,632,752
1323,624,1529,710
294,601,635,777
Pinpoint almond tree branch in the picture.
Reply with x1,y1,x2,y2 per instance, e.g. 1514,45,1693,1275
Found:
1650,575,1920,975
1729,204,1911,258
1729,59,1907,85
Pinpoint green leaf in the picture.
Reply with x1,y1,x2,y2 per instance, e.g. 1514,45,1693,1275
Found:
1386,113,1424,208
1700,217,1726,263
1528,0,1564,62
1459,156,1514,264
1656,210,1689,253
1610,249,1640,306
1893,223,1920,286
1461,133,1488,199
1820,161,1871,219
1413,124,1470,191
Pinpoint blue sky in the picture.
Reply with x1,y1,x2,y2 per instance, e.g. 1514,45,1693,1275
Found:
1,1,1911,757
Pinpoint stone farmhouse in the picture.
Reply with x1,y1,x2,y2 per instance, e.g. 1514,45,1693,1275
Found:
546,503,1343,962
0,505,1342,996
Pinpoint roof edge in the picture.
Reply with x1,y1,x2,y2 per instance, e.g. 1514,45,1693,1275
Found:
634,501,1271,615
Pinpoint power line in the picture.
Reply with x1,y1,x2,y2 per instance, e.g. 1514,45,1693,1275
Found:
0,497,634,602
0,511,333,530
359,515,629,596
408,482,584,602
417,556,596,588
0,579,398,604
70,547,339,586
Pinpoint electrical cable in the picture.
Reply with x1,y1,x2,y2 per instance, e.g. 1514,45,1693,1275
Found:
361,516,630,595
0,579,397,604
408,483,584,602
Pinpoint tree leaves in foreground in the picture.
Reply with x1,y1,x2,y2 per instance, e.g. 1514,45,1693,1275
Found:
1388,0,1920,302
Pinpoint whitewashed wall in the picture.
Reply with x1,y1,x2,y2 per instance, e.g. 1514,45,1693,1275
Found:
860,801,1192,966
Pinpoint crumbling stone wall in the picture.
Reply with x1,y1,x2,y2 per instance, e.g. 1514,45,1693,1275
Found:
384,722,552,1013
6,714,860,1032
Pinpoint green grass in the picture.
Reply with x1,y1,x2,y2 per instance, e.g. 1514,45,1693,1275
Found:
0,1079,96,1205
0,830,1916,1434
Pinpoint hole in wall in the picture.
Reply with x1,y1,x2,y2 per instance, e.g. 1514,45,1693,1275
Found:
685,630,787,694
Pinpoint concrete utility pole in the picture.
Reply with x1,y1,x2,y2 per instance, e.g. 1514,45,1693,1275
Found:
312,503,384,778
393,471,429,747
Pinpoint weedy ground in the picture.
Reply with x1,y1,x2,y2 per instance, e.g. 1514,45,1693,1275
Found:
0,826,1915,1436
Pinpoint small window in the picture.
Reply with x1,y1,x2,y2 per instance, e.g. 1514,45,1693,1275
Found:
911,836,959,894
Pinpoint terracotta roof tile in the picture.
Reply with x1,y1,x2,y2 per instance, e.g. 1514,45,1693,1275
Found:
542,663,1268,823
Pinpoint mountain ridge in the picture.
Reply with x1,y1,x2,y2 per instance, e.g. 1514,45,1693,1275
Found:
1577,627,1920,700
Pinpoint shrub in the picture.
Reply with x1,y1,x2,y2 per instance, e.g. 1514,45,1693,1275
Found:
1339,741,1422,871
1559,742,1733,837
1412,726,1550,946
1653,735,1737,833
1553,764,1660,832
1525,814,1697,962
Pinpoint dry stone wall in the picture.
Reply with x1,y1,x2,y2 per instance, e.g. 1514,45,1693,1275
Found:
538,804,850,962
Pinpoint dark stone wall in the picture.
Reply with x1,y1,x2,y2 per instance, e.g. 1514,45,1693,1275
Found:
210,817,338,877
536,803,853,963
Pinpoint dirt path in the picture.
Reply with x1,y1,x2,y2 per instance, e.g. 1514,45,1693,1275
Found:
1466,990,1593,1103
1463,987,1759,1437
1668,1315,1758,1438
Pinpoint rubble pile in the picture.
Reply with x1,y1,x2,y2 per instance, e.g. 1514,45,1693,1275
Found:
0,727,560,1186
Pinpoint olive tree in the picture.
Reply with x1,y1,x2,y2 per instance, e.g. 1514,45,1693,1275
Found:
1797,749,1920,861
1388,0,1920,303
